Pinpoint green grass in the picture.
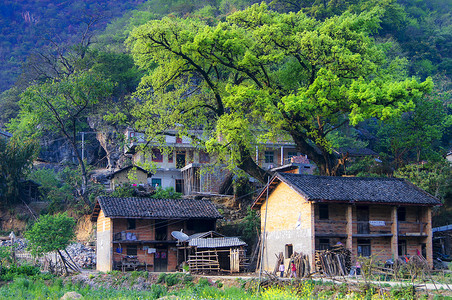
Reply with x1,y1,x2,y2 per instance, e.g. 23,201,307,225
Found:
0,273,450,299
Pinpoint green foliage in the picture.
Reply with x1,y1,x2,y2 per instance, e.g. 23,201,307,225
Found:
0,138,38,206
127,3,432,179
11,72,113,140
110,183,136,197
152,187,182,199
0,264,40,281
377,95,450,166
239,208,260,248
395,161,452,202
25,213,76,256
157,272,192,287
27,168,74,212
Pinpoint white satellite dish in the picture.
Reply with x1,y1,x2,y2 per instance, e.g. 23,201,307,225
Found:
171,231,189,242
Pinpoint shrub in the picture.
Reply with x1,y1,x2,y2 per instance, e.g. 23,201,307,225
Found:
165,273,180,286
149,284,167,298
157,272,167,284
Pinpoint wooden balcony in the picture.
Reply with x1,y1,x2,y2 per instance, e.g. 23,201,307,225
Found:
398,222,428,237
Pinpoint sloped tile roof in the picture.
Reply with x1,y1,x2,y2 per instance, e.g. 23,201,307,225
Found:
95,196,222,220
189,237,246,248
252,173,441,208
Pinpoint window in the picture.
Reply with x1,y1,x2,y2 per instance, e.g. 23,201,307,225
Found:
127,219,136,230
152,149,163,162
357,239,371,257
168,151,173,163
318,239,330,250
285,244,293,259
319,204,329,220
176,152,186,168
265,151,274,163
199,151,210,163
151,178,162,187
398,240,407,256
176,137,182,143
397,207,406,222
126,245,137,256
175,179,184,194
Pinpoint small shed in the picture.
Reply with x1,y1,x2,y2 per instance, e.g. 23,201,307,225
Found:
183,231,247,273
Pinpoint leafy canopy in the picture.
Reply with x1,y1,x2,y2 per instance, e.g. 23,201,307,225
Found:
127,3,432,179
25,213,76,256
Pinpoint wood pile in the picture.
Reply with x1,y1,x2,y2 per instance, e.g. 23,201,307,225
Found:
273,251,311,278
315,244,351,276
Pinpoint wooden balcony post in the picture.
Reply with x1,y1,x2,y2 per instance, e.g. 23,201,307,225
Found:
426,207,433,268
346,205,353,251
391,206,398,262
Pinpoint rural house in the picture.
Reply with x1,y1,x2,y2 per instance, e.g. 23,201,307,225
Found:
251,173,441,272
124,128,312,195
106,165,152,191
91,196,222,272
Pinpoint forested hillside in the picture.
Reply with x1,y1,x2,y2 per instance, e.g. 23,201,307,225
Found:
0,0,147,93
0,0,450,224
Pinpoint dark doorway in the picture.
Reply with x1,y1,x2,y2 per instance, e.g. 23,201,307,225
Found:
175,179,184,194
176,152,186,169
357,206,370,234
154,248,168,272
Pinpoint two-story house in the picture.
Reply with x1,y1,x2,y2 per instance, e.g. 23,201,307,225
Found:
124,128,315,194
251,173,441,271
91,196,222,272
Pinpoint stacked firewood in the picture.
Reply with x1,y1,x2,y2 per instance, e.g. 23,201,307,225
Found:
315,244,351,276
273,251,311,278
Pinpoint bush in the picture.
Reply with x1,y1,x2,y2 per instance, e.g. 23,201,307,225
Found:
149,284,167,298
157,272,167,284
0,264,40,281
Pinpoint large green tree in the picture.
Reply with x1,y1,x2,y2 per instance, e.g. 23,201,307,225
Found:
10,72,114,207
127,3,432,181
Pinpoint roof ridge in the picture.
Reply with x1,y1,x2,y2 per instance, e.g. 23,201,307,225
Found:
278,172,404,182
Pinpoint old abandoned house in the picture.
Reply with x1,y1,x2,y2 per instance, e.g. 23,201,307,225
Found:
251,173,441,271
91,196,222,272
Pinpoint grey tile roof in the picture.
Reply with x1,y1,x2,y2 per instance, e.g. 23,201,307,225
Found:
96,196,222,219
188,237,246,248
276,173,440,205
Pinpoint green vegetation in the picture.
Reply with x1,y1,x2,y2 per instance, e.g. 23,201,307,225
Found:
0,138,37,206
127,3,432,180
0,271,451,299
0,0,449,211
25,213,75,256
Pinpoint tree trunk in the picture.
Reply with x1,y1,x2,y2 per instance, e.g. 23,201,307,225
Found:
237,146,273,184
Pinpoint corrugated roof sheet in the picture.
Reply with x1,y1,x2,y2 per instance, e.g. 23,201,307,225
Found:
97,196,222,219
189,237,246,248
